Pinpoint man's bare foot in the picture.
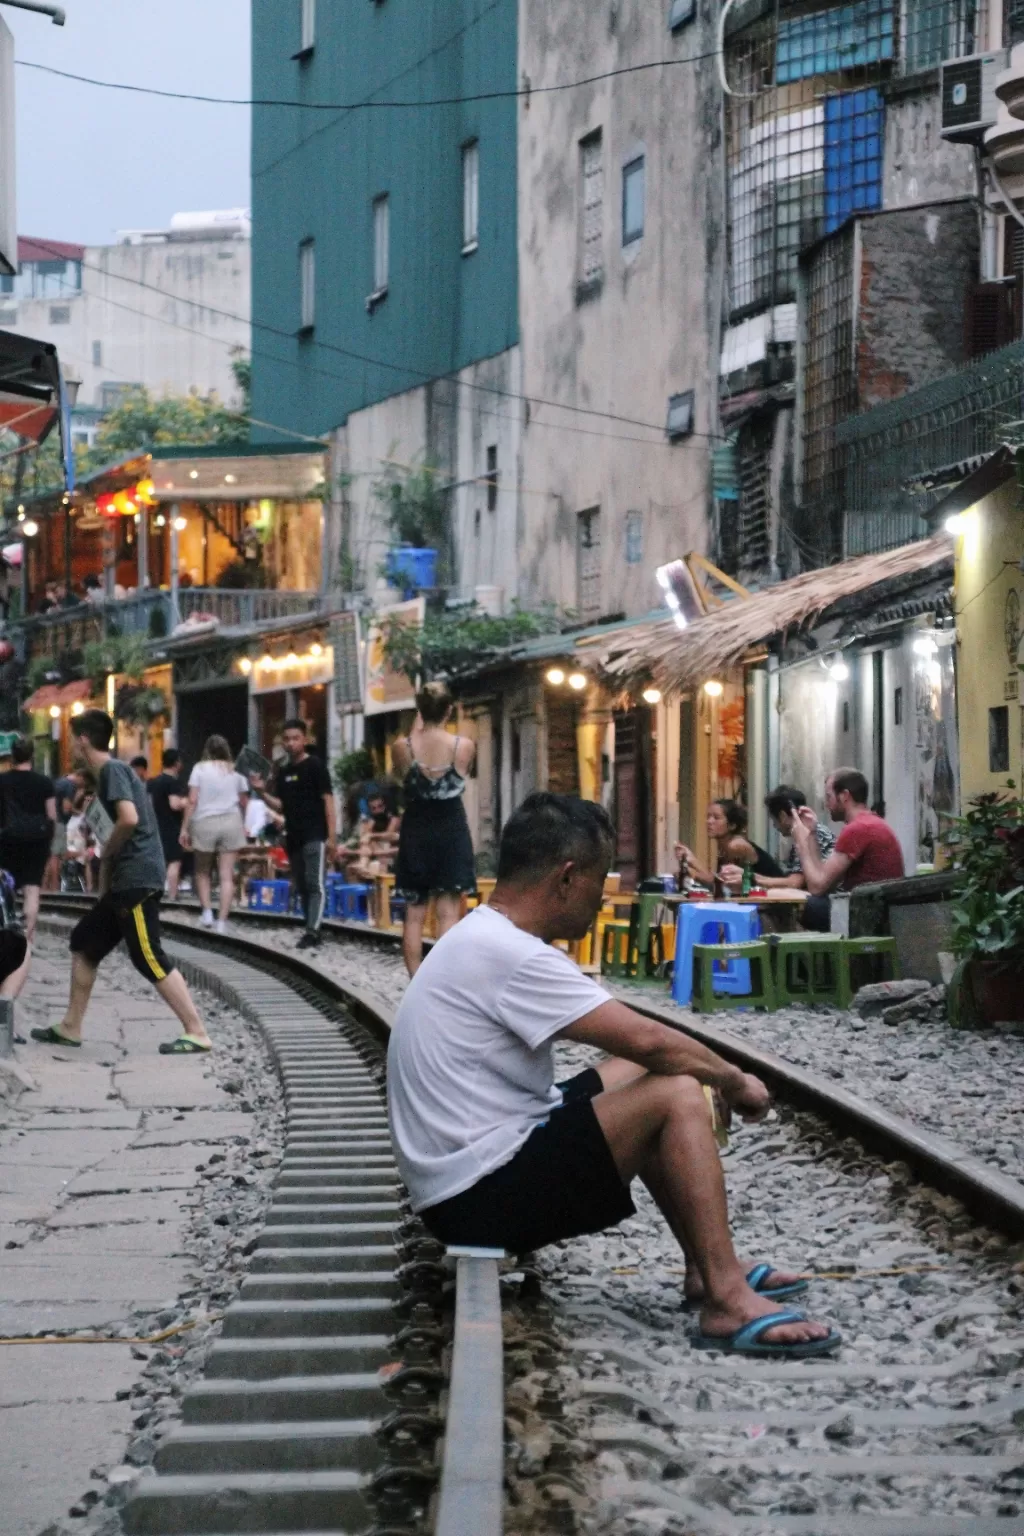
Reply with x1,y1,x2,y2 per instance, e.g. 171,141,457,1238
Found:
699,1281,832,1346
684,1262,804,1303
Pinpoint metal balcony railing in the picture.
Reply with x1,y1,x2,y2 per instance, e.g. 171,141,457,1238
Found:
835,338,1024,553
177,588,326,629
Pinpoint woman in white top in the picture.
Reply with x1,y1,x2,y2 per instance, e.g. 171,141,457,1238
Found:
179,736,249,933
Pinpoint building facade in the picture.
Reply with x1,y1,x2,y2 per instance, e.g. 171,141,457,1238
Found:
2,213,251,435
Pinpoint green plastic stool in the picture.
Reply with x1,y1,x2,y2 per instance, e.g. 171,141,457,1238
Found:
773,933,847,1008
840,935,899,1002
601,920,636,978
692,940,777,1013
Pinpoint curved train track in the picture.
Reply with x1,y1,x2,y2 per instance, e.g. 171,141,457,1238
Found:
39,897,1024,1535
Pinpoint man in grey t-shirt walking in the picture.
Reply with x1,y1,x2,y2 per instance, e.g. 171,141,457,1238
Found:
30,710,212,1056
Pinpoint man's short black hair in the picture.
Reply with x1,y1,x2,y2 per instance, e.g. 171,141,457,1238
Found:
162,748,181,769
10,735,33,765
130,755,148,770
831,766,869,804
765,784,807,818
72,709,113,752
283,718,307,734
497,792,615,882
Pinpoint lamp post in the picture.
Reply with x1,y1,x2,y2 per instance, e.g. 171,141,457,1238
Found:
169,505,180,627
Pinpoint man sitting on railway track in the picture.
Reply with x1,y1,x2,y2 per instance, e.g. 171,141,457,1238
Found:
387,791,840,1360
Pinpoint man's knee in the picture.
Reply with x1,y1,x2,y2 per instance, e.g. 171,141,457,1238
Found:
654,1073,710,1116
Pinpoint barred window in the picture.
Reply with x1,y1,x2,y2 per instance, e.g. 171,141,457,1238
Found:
577,508,602,620
579,131,604,286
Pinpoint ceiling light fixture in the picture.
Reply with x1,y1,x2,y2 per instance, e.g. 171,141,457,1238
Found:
568,672,588,691
545,667,566,686
703,679,723,698
641,686,662,705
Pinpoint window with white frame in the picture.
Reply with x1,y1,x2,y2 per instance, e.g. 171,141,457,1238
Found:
299,238,315,331
622,155,645,245
579,130,604,286
300,0,316,52
373,195,390,295
462,140,479,251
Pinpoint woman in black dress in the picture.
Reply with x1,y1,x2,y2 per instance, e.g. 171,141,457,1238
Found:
392,682,477,975
675,798,784,891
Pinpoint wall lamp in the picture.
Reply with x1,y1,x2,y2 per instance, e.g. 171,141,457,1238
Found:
703,679,723,698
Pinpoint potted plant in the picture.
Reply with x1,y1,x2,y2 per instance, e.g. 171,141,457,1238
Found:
373,460,446,594
944,786,1024,1024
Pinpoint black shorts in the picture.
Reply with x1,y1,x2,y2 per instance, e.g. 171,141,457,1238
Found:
70,889,171,986
0,928,28,982
0,837,50,890
419,1069,635,1255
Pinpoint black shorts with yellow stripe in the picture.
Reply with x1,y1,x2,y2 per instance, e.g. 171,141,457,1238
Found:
70,889,171,985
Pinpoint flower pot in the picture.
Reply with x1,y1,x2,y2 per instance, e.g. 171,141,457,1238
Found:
969,956,1024,1023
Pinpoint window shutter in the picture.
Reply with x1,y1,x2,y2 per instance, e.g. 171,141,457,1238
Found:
964,282,1014,360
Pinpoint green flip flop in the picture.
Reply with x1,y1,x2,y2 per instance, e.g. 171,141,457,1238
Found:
158,1035,213,1055
29,1026,81,1048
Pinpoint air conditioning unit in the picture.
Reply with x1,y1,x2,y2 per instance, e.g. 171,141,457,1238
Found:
940,51,1006,143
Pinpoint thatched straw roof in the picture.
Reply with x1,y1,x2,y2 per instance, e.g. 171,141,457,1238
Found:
584,535,953,693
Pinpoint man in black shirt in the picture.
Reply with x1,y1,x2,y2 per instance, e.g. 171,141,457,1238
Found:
147,749,187,899
0,737,56,941
250,719,335,949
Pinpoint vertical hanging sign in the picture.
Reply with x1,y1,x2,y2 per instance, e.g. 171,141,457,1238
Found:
330,611,363,713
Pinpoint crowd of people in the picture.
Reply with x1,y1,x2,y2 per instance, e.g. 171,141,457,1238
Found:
0,684,918,1360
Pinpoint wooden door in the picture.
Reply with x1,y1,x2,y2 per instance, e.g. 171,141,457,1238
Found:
613,707,651,889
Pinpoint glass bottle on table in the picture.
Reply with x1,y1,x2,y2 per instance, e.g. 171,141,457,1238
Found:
740,862,753,898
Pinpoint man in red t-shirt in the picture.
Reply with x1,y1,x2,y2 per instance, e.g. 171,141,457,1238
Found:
790,766,905,897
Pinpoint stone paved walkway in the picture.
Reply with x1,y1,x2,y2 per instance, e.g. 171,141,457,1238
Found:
0,935,254,1536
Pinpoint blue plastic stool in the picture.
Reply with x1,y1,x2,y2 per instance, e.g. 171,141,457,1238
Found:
671,902,760,1006
333,882,370,921
247,878,291,914
389,897,407,925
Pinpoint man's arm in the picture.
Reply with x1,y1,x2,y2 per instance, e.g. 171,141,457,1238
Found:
562,999,768,1114
719,861,804,891
791,809,851,895
323,792,336,849
248,772,284,815
45,795,57,829
98,798,138,896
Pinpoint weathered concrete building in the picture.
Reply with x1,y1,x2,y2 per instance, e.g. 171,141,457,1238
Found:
515,0,723,620
2,212,251,435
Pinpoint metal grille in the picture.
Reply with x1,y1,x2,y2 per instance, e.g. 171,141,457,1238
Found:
801,222,856,560
577,507,602,620
580,133,604,285
737,417,775,575
724,0,981,321
838,337,1024,550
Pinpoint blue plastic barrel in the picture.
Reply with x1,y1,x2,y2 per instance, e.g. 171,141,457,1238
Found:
386,546,437,593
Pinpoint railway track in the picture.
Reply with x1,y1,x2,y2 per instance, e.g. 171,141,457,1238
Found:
39,898,1024,1534
39,905,506,1536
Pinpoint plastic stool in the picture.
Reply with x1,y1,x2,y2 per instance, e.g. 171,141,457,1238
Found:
290,889,305,917
839,935,899,1005
389,896,407,925
672,903,760,1006
333,882,371,921
773,934,846,1008
601,921,637,977
247,878,291,913
693,940,777,1013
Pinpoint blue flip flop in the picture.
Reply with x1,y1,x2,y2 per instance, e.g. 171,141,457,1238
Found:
693,1310,842,1358
682,1263,809,1311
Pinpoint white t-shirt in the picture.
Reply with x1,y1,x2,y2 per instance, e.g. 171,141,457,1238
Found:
188,761,248,822
387,905,612,1213
244,796,270,838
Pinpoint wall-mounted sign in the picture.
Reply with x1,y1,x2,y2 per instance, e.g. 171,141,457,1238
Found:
330,611,362,713
364,597,423,717
249,645,334,695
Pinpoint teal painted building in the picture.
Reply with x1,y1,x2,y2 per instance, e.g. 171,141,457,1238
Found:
251,0,520,441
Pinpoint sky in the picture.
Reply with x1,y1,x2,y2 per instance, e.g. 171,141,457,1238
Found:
5,0,250,246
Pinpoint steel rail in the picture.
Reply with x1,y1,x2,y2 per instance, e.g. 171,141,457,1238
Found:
40,902,506,1536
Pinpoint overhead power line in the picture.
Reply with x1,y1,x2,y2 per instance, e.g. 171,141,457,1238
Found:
16,46,722,112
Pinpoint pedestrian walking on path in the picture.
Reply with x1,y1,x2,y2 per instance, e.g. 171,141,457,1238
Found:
0,735,56,942
391,681,477,976
249,719,335,950
179,736,249,933
30,710,213,1055
147,748,187,900
388,791,839,1359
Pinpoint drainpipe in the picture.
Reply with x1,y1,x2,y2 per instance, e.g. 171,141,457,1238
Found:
169,506,180,628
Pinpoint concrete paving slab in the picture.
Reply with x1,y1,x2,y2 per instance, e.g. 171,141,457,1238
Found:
96,1145,208,1174
0,1341,137,1404
0,1299,141,1333
31,1221,188,1257
23,1110,141,1131
0,1256,189,1304
114,1060,226,1110
2,1401,134,1536
0,1130,137,1165
47,1192,192,1228
134,1111,252,1145
66,1170,198,1196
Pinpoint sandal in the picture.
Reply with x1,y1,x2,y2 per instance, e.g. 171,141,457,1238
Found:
158,1035,212,1055
29,1026,81,1048
682,1262,809,1311
694,1310,842,1358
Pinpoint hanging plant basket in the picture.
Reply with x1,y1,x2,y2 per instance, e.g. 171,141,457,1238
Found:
114,683,168,727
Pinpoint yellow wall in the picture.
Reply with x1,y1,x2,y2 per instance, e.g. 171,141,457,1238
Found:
955,479,1024,799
